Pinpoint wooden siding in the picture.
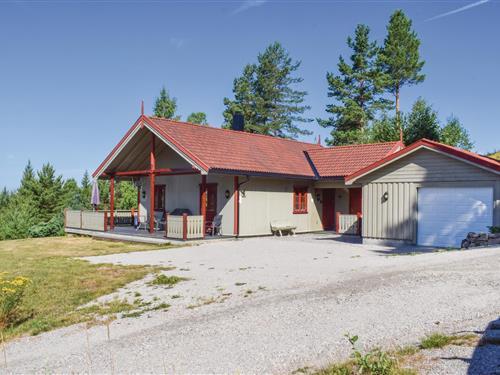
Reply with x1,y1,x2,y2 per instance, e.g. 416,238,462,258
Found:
360,149,500,243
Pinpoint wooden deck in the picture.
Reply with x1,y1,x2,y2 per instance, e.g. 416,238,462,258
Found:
65,226,233,245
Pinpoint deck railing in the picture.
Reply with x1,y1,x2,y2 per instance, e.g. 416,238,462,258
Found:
65,209,205,240
336,212,362,235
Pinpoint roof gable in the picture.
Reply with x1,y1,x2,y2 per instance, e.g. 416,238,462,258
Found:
345,139,500,184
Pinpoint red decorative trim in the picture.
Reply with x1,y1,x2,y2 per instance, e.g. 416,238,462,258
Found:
346,138,500,184
233,176,239,236
149,133,156,234
92,115,146,178
293,186,308,214
200,175,207,236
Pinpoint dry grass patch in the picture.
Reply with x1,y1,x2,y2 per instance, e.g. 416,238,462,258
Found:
0,236,174,340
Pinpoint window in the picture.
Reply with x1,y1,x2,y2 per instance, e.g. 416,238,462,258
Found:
293,186,308,214
154,185,166,211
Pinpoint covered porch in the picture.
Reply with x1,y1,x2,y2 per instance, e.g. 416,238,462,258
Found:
65,118,240,242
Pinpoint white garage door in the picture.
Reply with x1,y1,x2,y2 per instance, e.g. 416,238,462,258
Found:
417,187,493,248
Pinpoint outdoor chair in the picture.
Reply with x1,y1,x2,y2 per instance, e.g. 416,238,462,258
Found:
207,215,223,236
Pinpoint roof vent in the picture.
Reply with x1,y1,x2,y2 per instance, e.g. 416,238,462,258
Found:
232,112,244,131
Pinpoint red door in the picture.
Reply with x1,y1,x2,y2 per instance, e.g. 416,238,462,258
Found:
349,188,362,215
200,183,218,227
322,189,336,230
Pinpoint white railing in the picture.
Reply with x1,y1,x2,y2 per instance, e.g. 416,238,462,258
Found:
166,214,205,240
65,210,82,228
81,211,106,231
186,215,204,239
337,213,361,235
166,215,184,239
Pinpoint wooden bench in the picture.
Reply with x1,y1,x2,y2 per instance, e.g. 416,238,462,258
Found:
270,220,297,236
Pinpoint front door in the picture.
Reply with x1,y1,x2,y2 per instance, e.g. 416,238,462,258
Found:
322,189,336,230
200,183,218,226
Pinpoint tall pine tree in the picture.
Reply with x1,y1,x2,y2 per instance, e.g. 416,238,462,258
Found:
319,24,390,145
154,87,179,119
378,10,425,138
223,42,312,138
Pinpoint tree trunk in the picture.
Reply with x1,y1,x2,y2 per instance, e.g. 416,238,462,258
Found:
395,85,403,143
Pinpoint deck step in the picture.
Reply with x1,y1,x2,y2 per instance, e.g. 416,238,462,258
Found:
483,330,500,345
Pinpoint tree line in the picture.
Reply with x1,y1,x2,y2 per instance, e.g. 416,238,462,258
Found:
155,9,473,149
0,164,136,240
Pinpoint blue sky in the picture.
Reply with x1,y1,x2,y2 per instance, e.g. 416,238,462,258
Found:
1,0,499,189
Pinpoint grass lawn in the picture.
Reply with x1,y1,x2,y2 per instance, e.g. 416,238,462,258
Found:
0,236,171,340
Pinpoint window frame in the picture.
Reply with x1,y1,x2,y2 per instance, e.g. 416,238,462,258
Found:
293,186,308,214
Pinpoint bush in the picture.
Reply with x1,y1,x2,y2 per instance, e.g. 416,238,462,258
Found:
0,274,31,329
488,226,500,234
28,215,64,238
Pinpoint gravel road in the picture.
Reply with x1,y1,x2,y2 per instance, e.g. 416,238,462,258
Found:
4,234,500,374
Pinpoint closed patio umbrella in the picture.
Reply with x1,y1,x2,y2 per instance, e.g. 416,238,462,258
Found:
91,179,100,210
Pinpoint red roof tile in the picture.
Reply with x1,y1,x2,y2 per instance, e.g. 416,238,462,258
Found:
306,142,403,178
146,116,323,178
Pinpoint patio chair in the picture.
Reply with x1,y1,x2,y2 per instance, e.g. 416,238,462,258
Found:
209,215,223,236
136,215,148,231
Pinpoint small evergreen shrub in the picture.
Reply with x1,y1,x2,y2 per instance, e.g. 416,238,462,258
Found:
28,215,64,238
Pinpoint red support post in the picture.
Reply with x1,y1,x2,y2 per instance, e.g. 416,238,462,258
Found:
104,211,108,232
200,175,207,236
357,212,362,236
149,133,156,234
109,176,115,230
182,213,188,241
335,212,340,234
233,176,239,237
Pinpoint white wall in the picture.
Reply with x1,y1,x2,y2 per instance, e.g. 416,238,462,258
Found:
238,177,323,236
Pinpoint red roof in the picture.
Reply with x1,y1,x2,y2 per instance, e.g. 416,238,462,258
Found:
146,116,323,178
306,141,403,177
346,138,500,184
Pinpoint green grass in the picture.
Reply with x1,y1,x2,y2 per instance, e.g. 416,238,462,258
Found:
149,274,187,286
0,236,172,340
419,333,477,349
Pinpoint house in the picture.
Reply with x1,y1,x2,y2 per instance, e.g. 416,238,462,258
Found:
64,114,500,248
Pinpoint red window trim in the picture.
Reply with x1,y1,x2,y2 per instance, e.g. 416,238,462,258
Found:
154,184,166,211
293,186,308,214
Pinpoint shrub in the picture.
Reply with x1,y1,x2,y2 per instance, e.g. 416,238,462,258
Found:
28,215,64,238
0,274,31,329
488,226,500,234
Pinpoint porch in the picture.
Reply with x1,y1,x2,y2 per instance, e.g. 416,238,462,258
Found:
64,209,234,244
317,186,363,236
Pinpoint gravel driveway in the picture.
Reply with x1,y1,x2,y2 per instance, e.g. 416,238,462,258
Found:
5,233,500,374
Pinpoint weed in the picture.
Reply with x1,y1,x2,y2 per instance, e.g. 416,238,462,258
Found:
235,282,246,287
171,294,182,299
420,333,477,349
149,275,187,287
134,292,141,297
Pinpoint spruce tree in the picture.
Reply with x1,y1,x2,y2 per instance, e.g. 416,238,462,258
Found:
440,116,474,150
319,24,390,145
404,98,440,145
187,112,208,125
0,187,10,210
154,87,179,119
371,113,403,143
223,42,312,138
18,160,35,198
378,10,425,137
31,163,64,222
80,171,92,209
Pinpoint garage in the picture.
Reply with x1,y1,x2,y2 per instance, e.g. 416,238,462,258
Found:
417,187,493,248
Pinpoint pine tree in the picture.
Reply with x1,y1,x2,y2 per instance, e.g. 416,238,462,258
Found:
440,116,474,150
187,112,208,125
154,87,179,119
223,42,312,138
31,163,64,222
18,160,35,198
371,113,403,143
0,187,10,209
80,171,92,209
378,10,425,136
319,24,390,145
404,98,440,145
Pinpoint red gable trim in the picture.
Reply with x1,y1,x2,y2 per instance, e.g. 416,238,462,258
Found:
345,138,500,184
92,115,145,178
